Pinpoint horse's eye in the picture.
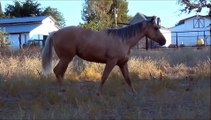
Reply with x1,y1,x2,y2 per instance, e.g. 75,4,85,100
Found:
155,27,159,30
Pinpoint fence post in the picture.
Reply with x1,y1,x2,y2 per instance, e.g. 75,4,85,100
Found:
146,36,148,50
176,32,178,48
18,34,22,49
209,25,211,46
203,31,206,46
150,39,153,49
43,35,48,47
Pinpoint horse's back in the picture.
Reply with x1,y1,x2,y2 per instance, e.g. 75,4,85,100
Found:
54,26,98,43
52,26,106,59
52,26,128,63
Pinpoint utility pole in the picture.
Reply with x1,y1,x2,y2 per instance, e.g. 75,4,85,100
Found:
210,23,211,44
114,7,118,28
0,2,3,16
110,0,118,28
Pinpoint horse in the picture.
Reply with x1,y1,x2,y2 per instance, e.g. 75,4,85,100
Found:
42,16,166,95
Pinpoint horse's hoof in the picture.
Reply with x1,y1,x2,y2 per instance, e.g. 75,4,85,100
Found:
96,88,102,96
58,88,66,96
96,92,100,96
96,90,102,96
125,88,137,98
60,88,66,93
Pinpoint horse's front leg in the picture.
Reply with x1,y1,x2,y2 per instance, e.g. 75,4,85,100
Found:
118,62,136,94
97,59,117,96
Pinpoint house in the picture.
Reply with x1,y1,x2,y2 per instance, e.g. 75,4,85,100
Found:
0,16,59,49
171,15,211,46
128,12,171,49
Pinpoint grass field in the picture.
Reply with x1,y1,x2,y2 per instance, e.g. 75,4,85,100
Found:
0,47,210,119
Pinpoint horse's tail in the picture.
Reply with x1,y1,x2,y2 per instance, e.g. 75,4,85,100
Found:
41,31,56,75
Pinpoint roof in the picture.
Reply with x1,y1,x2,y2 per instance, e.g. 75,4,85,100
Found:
0,16,58,34
4,24,40,34
176,15,211,26
0,16,57,25
128,12,169,30
129,12,153,25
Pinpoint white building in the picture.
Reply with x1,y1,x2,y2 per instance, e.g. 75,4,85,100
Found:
160,27,172,47
171,15,211,46
0,16,59,49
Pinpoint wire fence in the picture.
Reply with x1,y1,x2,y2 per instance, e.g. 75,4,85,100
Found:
133,29,211,50
171,30,210,47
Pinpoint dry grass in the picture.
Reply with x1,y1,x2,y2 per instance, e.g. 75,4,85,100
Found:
0,47,210,119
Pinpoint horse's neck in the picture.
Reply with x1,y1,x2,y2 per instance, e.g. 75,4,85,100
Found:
127,32,146,49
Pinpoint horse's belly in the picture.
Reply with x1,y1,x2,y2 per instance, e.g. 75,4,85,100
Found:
78,55,107,63
77,52,107,63
76,44,108,63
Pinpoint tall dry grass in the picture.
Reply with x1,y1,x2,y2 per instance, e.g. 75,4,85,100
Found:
0,47,210,119
1,47,210,81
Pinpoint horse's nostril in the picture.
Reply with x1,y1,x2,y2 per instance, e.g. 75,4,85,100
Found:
160,40,166,46
163,40,166,44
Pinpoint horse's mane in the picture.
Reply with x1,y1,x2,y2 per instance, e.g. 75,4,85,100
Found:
106,21,145,41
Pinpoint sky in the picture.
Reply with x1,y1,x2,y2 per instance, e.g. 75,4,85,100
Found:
1,0,210,28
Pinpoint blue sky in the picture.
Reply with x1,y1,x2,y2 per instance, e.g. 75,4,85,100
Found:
1,0,209,28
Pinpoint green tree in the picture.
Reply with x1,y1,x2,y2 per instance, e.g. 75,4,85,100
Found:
5,0,42,17
3,0,65,27
81,0,130,31
178,0,211,16
42,7,65,27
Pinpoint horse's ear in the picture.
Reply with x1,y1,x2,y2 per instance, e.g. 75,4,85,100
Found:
150,16,156,23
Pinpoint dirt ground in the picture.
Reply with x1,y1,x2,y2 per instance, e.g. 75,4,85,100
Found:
0,77,210,119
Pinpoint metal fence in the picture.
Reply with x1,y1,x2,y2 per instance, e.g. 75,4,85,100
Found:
171,30,211,47
133,29,211,50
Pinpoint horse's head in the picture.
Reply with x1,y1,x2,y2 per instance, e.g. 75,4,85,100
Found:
145,16,166,46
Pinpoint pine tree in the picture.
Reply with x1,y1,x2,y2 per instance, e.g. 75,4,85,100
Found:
42,7,65,27
81,0,131,31
3,0,65,27
0,2,4,17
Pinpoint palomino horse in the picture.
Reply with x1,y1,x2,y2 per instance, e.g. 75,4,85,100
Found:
42,16,166,95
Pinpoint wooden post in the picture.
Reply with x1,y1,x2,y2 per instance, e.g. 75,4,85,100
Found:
176,32,178,48
18,34,22,49
150,39,153,49
203,31,206,46
146,36,148,50
209,25,211,46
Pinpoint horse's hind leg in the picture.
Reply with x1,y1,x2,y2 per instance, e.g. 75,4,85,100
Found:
53,58,72,91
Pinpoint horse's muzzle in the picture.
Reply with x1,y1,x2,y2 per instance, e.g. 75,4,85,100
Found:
159,39,166,46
